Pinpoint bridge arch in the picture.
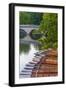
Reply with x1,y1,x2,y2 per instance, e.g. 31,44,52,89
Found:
20,25,43,42
20,29,27,38
20,25,39,34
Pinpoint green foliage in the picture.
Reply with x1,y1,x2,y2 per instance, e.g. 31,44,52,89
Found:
53,42,58,49
19,12,43,25
19,12,58,50
38,13,58,49
19,12,31,24
29,29,43,40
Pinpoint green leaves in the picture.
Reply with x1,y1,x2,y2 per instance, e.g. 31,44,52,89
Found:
19,12,42,25
29,29,43,40
38,13,58,49
19,12,58,50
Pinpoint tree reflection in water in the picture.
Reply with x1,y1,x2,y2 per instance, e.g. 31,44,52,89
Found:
20,43,30,54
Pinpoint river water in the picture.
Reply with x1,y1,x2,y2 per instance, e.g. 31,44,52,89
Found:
19,36,40,78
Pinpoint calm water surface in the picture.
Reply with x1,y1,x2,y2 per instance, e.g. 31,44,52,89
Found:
19,37,40,78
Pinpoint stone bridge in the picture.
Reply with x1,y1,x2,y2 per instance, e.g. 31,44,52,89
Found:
20,25,40,44
20,25,39,34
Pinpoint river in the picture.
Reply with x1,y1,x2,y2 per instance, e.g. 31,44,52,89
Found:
19,35,40,78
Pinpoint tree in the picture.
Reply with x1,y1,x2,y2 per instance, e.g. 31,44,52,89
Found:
19,12,43,25
19,12,31,24
38,13,58,49
29,29,43,40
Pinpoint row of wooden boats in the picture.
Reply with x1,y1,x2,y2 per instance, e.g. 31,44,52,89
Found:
20,49,58,78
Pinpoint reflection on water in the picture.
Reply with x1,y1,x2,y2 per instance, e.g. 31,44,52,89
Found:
19,41,40,76
20,43,30,54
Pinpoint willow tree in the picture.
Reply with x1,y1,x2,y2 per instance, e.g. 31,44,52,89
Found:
38,13,58,49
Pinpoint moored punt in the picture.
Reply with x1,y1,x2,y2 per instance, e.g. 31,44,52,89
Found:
19,74,31,78
20,61,40,78
34,50,48,55
24,67,34,70
34,52,46,57
25,63,35,66
31,49,58,77
20,72,32,75
34,55,42,58
21,70,32,72
22,69,33,72
32,59,40,62
20,49,58,78
44,59,57,65
20,73,32,75
25,64,35,67
29,62,38,64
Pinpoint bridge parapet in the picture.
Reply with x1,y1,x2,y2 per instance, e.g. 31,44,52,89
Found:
20,25,39,28
20,25,39,34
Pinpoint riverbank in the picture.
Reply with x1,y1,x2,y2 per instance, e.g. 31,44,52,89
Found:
31,48,58,77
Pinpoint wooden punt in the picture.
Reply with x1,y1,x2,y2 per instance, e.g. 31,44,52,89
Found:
20,49,58,78
31,49,58,77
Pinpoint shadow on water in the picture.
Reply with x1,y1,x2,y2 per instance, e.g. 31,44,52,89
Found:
20,39,41,54
20,43,31,54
